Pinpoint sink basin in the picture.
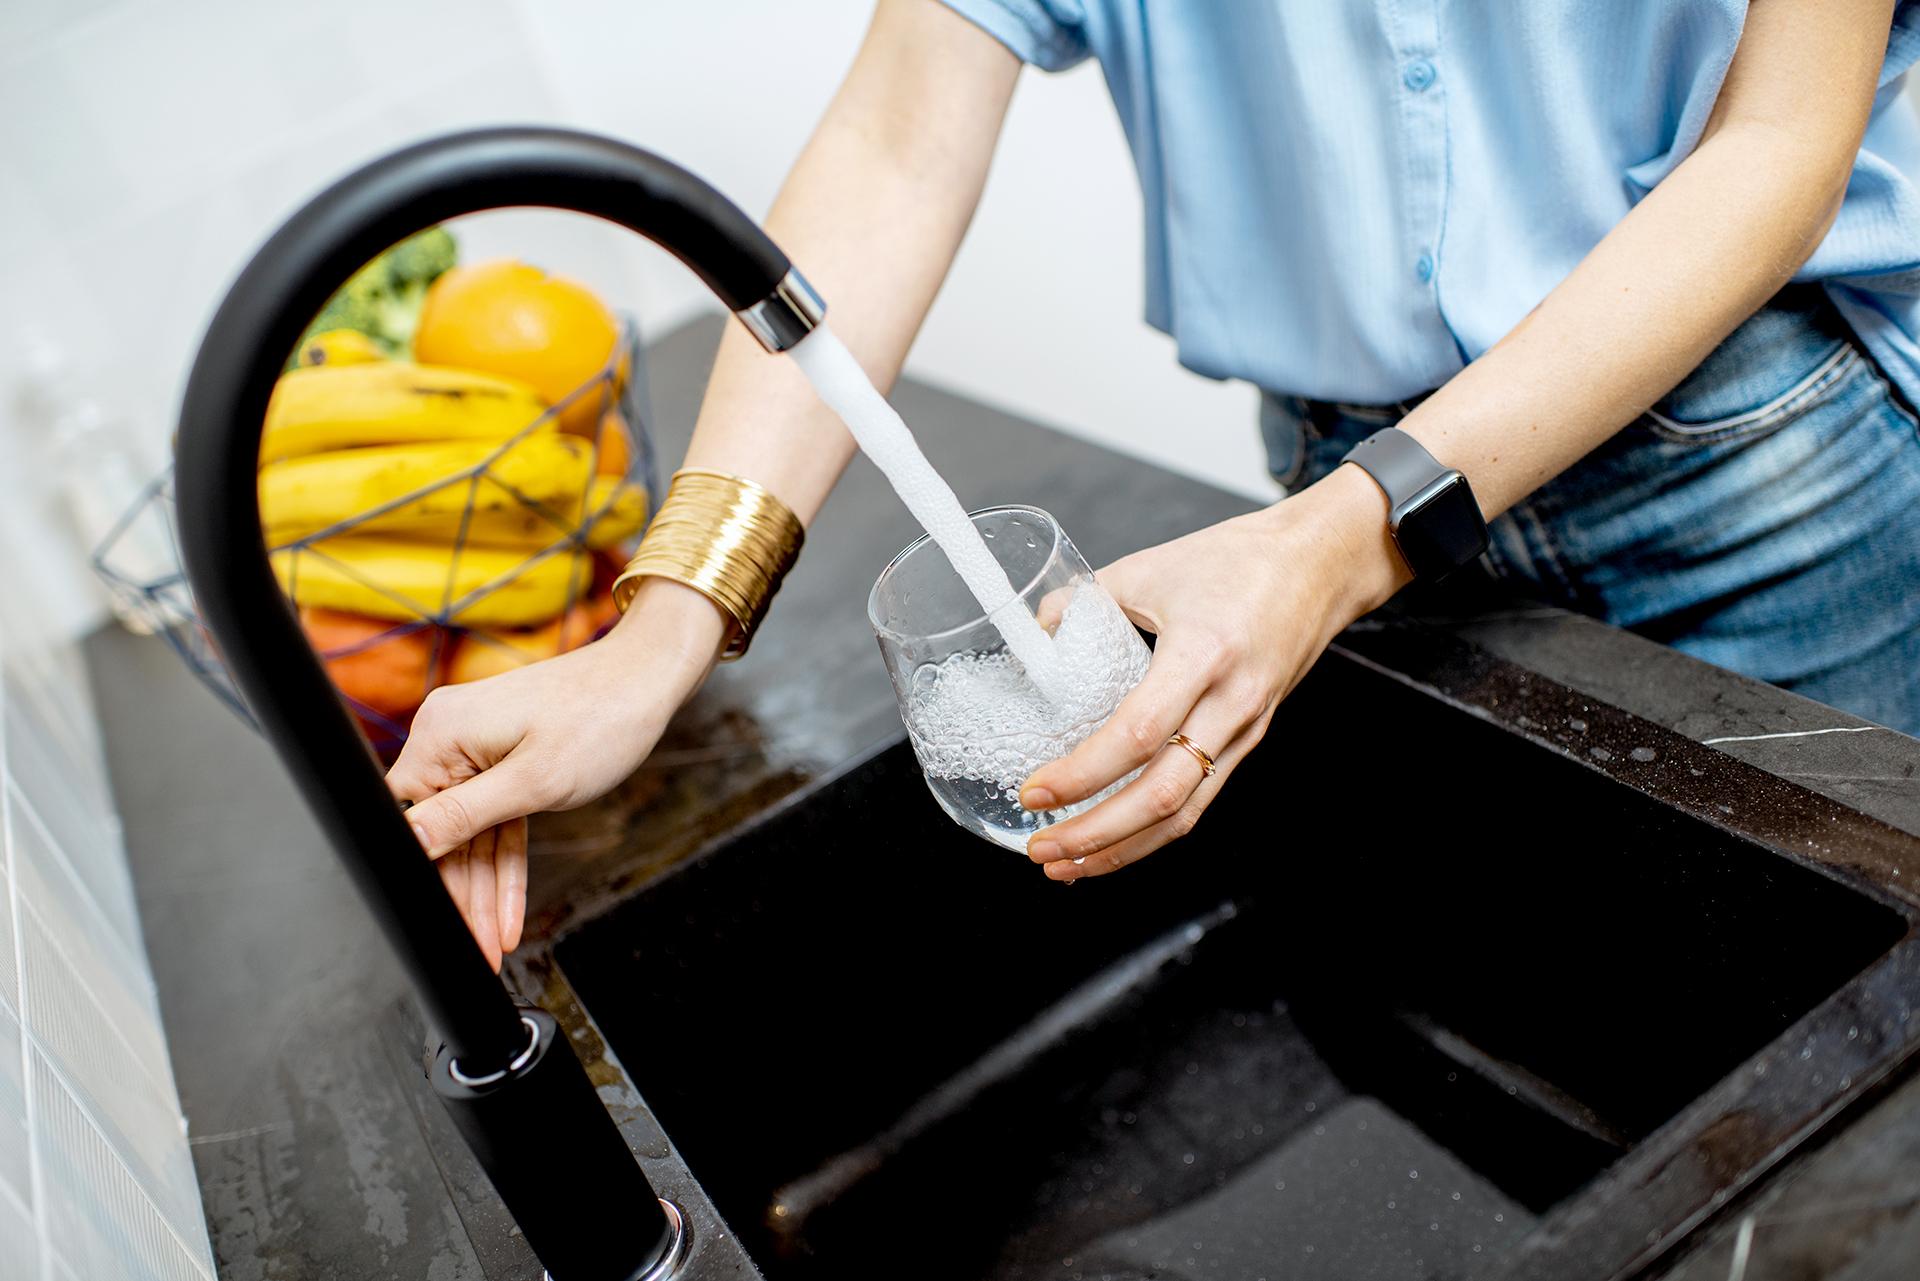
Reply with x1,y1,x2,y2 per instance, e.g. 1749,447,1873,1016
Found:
556,645,1919,1280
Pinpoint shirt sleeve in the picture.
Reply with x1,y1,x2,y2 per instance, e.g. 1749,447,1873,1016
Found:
1887,1,1920,87
936,0,1091,72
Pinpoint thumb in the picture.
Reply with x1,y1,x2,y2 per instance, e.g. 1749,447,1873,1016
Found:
405,760,545,858
1094,554,1162,635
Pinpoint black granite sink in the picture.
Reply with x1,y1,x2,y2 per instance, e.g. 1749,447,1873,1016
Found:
556,645,1920,1281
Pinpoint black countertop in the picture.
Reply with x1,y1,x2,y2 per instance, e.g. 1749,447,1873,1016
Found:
88,318,1920,1279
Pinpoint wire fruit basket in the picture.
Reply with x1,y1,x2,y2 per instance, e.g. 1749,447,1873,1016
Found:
95,319,658,758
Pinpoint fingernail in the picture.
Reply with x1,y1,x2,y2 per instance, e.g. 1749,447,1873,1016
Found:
1029,839,1062,863
1021,786,1057,811
410,822,431,850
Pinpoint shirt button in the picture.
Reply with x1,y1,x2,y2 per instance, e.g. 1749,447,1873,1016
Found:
1415,253,1435,282
1403,59,1436,92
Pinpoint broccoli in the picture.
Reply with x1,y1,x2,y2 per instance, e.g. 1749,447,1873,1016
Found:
285,226,458,370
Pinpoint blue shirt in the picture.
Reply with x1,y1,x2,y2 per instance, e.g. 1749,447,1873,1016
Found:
941,0,1920,410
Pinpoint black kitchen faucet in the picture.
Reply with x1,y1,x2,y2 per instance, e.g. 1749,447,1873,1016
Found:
172,127,825,1281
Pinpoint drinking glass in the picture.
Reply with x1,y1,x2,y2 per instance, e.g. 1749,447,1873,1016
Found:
868,505,1151,851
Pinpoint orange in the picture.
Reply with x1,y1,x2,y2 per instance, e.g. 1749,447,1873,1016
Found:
595,408,632,477
300,608,444,719
445,596,618,684
414,259,624,436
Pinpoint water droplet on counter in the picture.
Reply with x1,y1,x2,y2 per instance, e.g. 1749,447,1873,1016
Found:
1589,746,1614,762
1630,746,1658,762
1569,718,1588,732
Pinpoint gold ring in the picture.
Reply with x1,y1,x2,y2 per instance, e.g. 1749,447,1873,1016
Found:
1166,733,1217,778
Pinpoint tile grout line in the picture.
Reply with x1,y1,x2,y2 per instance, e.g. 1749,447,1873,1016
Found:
6,784,155,999
4,775,58,1281
27,1031,215,1279
18,894,182,1120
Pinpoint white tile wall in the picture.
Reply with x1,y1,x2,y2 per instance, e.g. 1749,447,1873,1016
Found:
0,3,609,1276
1,618,211,1277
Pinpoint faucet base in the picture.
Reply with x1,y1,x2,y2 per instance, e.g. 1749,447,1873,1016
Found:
432,1007,675,1281
545,1199,690,1281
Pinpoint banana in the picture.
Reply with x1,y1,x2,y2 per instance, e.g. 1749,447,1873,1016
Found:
293,329,387,368
582,477,650,550
272,536,591,627
260,435,592,545
261,362,551,464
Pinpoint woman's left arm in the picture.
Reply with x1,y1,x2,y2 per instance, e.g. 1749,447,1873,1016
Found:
1022,0,1895,878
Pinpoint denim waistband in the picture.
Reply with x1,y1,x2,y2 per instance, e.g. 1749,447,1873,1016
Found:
1271,283,1845,431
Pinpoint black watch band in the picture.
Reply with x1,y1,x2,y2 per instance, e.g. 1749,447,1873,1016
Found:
1340,427,1490,583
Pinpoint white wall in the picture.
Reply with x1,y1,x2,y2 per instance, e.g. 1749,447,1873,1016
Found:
513,1,1272,503
0,0,1272,636
0,618,214,1280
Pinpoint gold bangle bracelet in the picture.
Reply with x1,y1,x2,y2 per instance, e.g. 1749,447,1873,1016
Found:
611,468,805,660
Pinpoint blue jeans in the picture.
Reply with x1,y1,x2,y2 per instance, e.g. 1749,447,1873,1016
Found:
1260,285,1920,736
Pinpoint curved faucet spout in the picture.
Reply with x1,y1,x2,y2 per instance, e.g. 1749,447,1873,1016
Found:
173,126,823,1281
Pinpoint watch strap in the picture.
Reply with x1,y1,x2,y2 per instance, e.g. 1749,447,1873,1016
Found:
1340,427,1449,519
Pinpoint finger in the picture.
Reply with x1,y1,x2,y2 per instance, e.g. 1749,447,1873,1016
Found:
1033,581,1076,633
496,816,528,954
1045,721,1262,881
1028,697,1242,864
468,826,502,972
1090,554,1163,635
1020,639,1212,810
387,717,465,804
405,757,544,858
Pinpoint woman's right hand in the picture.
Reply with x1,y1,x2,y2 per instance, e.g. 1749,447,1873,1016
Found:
386,578,727,968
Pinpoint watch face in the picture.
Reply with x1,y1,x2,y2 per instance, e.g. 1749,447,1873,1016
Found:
1392,474,1490,582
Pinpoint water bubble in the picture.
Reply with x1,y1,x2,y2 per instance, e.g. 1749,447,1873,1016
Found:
1183,1153,1196,1165
1494,1213,1504,1223
1452,1192,1462,1201
1409,1169,1419,1180
1274,1180,1287,1191
1305,1101,1317,1112
1847,1026,1859,1040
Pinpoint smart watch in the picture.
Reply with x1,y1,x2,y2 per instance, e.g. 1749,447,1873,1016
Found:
1340,427,1489,583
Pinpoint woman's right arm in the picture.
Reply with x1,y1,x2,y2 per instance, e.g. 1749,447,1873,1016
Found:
387,0,1021,967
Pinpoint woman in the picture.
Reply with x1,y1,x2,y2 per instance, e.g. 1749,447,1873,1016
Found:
391,0,1920,967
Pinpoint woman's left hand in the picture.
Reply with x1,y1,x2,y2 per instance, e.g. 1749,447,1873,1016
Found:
1020,464,1407,879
